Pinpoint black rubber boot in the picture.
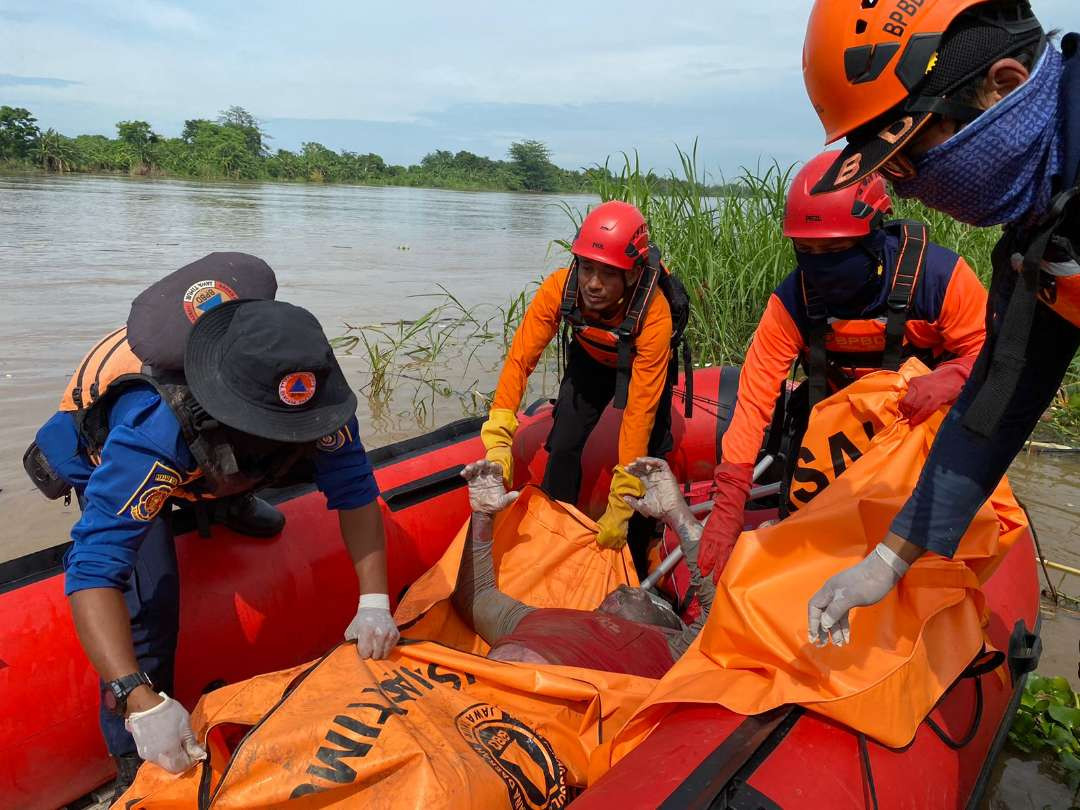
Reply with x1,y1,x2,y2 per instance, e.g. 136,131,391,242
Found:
107,753,142,805
218,494,285,538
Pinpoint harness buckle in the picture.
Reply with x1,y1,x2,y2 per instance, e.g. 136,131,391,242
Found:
187,400,220,432
887,299,909,313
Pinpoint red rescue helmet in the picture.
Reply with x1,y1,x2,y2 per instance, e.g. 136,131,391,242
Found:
802,0,1044,193
783,152,892,240
571,201,650,272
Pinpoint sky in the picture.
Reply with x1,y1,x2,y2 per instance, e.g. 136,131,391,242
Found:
2,0,1078,178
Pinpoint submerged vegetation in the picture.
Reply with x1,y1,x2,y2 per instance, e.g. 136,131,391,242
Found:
330,283,555,428
0,105,737,196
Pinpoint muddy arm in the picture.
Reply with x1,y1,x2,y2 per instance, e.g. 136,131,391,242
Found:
666,515,715,658
451,463,534,644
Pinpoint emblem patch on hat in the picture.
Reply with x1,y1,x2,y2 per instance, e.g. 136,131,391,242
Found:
279,372,317,406
183,279,238,323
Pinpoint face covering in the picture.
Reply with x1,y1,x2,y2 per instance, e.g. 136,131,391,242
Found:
796,231,885,315
892,45,1064,227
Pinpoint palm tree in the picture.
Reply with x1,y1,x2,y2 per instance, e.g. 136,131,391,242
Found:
36,129,78,172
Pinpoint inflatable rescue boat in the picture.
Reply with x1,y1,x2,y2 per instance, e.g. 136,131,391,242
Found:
0,367,1041,809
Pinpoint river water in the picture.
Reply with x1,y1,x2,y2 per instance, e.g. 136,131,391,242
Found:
1,173,1077,805
0,173,592,560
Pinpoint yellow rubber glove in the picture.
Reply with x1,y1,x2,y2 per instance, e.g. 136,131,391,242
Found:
480,408,518,488
595,465,646,549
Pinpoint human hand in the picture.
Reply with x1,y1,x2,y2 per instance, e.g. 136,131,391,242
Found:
622,456,691,526
124,693,207,774
461,460,520,516
345,594,400,659
898,356,974,426
480,409,518,487
596,465,645,549
807,543,909,647
698,461,754,584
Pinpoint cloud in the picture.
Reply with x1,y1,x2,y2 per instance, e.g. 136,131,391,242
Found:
0,73,81,88
4,0,1077,175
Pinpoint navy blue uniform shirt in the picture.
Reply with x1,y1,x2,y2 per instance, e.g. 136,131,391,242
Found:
890,43,1080,556
36,383,379,595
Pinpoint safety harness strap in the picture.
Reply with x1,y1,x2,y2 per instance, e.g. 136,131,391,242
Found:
962,186,1079,437
803,220,928,404
558,258,582,324
612,263,661,409
76,371,308,499
680,341,694,418
881,221,928,372
802,276,830,409
612,335,635,410
560,247,694,415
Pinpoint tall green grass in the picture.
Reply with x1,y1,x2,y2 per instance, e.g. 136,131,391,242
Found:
337,147,1078,441
588,144,1003,367
587,147,1080,441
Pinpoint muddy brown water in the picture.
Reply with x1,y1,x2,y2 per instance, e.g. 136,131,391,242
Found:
1,173,1077,806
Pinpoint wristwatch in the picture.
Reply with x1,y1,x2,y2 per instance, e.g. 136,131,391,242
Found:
102,671,154,716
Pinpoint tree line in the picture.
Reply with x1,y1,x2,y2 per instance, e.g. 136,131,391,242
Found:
0,105,740,196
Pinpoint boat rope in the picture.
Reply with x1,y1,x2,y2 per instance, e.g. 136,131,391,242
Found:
857,733,880,810
922,648,1001,751
925,672,987,750
1019,501,1060,603
672,387,725,410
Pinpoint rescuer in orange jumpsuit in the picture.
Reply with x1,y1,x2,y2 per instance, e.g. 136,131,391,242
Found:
697,152,988,583
481,201,678,571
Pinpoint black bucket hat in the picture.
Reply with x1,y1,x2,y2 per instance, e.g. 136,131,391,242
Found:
184,299,357,443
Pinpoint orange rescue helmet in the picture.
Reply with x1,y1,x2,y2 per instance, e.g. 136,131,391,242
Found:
572,201,650,272
783,152,892,240
802,0,1044,194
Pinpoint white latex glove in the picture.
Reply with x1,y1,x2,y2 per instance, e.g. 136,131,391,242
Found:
807,543,910,647
124,693,207,774
622,457,692,527
461,460,520,516
345,594,400,659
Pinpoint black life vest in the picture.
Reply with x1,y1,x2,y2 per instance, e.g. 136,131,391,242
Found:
802,220,933,407
558,244,695,417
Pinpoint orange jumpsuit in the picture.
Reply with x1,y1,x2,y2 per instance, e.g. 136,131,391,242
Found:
492,266,673,469
722,248,987,467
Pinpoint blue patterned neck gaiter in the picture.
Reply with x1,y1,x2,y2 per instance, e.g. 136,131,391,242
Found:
892,46,1065,227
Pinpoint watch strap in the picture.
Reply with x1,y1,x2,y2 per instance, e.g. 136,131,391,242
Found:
105,671,154,713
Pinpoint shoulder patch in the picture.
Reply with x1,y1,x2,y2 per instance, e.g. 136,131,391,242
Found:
316,423,353,453
117,460,182,522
